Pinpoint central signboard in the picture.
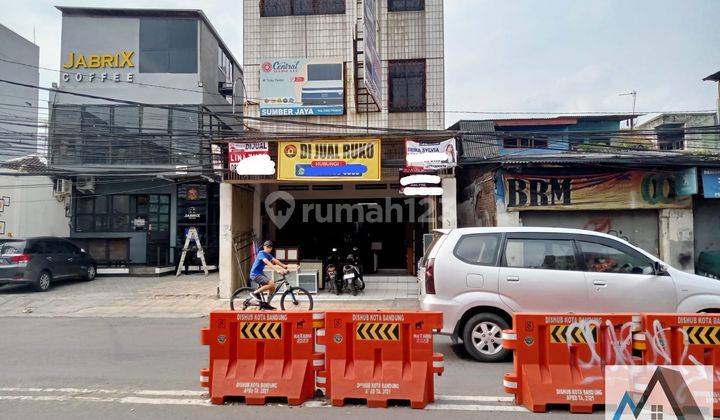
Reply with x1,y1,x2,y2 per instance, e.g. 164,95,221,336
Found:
277,139,381,181
259,58,345,116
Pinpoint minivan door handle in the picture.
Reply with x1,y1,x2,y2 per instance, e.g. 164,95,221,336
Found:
506,276,519,282
593,280,607,287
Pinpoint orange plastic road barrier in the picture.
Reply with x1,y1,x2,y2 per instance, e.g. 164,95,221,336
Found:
503,313,637,413
318,311,444,409
200,310,324,405
634,313,720,416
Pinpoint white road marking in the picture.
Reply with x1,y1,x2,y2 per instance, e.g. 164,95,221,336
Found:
0,394,209,406
436,394,515,403
134,390,206,397
427,404,529,412
0,387,525,412
0,387,205,397
119,396,210,406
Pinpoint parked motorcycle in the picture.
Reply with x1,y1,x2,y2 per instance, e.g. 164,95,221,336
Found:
325,247,343,294
343,254,365,296
347,247,365,291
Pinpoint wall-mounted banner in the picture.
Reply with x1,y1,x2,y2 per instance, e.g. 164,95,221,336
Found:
503,171,692,211
675,167,698,196
363,0,381,105
405,138,458,171
259,58,344,116
702,168,720,198
228,142,275,175
277,139,381,181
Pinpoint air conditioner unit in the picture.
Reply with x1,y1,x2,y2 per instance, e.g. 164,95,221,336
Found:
53,179,72,197
75,176,95,193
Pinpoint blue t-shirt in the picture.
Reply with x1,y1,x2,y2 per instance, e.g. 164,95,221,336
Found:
250,250,274,278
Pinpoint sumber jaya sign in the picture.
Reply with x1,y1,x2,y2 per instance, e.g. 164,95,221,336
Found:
259,58,344,116
405,139,458,171
503,171,692,210
277,139,381,181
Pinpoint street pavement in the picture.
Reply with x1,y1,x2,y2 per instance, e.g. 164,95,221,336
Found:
0,273,419,318
0,316,605,420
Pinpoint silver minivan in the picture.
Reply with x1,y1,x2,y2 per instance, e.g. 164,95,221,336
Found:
419,227,720,362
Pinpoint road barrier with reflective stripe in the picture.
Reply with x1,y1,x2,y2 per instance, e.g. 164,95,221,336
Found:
634,313,720,417
502,313,637,413
201,310,443,409
503,312,720,414
200,310,323,405
317,311,443,408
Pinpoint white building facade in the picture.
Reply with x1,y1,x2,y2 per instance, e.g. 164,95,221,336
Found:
217,0,446,297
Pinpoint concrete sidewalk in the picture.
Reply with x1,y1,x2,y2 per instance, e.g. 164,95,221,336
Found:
0,273,419,318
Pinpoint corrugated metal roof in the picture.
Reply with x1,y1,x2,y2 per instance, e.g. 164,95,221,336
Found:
704,70,720,81
464,152,720,167
454,120,498,159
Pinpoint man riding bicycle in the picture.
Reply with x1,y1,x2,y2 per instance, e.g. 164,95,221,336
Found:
249,240,288,309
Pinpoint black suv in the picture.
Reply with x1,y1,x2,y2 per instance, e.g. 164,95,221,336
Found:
0,237,97,292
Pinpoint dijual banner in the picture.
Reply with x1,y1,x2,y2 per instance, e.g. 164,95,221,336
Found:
277,139,381,181
502,171,692,210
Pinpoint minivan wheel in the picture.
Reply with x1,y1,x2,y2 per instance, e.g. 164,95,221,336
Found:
463,313,510,362
33,271,52,292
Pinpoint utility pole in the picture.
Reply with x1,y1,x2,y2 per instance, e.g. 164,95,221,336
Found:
619,91,637,129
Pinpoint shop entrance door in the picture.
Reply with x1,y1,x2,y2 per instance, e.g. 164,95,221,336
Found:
143,194,171,266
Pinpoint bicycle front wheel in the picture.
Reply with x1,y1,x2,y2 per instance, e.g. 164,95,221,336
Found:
280,287,314,311
230,287,260,311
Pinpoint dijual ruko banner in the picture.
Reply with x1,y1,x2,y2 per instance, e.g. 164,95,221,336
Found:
503,171,692,210
277,139,381,181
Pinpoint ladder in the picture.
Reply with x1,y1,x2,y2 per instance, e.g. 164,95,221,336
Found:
176,227,209,277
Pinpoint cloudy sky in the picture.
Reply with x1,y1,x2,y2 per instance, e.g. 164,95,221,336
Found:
2,0,719,126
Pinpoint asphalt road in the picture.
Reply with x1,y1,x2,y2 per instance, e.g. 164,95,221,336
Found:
0,317,603,420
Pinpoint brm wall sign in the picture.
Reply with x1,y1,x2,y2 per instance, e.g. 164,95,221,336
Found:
61,50,136,83
503,171,692,210
277,139,381,181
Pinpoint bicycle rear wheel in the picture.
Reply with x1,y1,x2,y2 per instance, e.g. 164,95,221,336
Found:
230,287,261,311
280,287,314,311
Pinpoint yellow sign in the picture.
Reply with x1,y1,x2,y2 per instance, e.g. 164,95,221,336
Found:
239,322,282,340
356,322,399,341
277,139,381,181
683,326,720,345
62,51,135,69
549,324,597,344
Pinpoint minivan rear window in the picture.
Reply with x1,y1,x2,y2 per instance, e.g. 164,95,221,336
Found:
0,240,26,255
454,234,500,266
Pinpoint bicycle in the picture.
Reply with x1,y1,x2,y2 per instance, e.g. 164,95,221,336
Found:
230,272,314,311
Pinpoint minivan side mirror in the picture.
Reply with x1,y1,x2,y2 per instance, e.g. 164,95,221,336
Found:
654,261,669,276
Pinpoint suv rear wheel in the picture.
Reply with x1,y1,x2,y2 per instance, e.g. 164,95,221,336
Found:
82,265,97,281
33,270,52,292
463,313,510,362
